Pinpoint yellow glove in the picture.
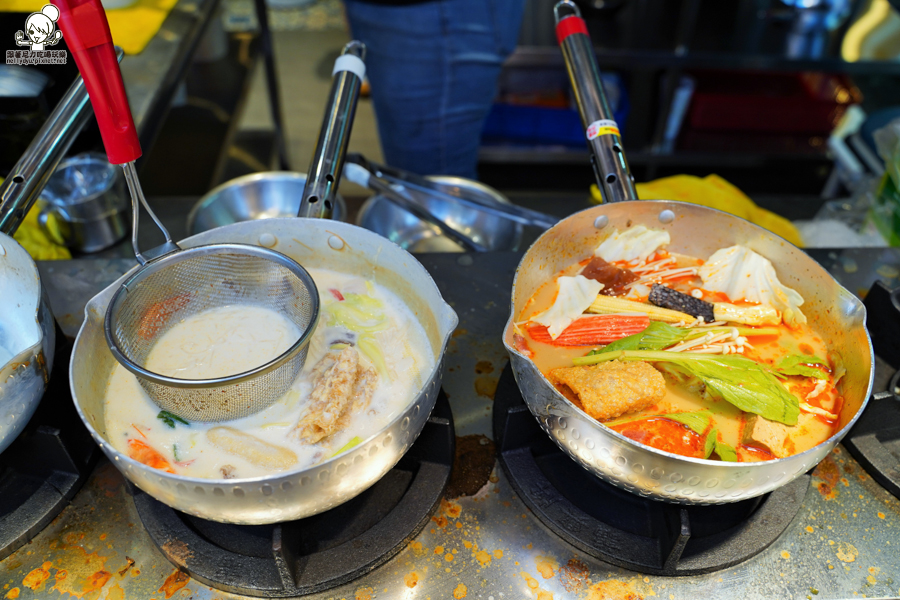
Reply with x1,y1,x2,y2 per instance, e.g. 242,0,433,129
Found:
590,174,804,248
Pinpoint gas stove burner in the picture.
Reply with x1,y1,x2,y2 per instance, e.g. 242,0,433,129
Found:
844,369,900,499
134,392,455,597
493,364,809,576
0,333,98,560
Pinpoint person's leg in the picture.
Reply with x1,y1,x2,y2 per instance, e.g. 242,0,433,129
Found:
344,0,525,179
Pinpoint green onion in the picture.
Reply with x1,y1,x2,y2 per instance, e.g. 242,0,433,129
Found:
157,410,190,429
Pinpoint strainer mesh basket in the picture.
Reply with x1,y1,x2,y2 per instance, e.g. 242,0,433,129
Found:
105,245,319,422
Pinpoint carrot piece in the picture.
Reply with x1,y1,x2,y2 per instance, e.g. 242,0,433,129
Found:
329,288,345,301
127,438,175,473
527,315,650,346
131,424,147,439
138,293,193,340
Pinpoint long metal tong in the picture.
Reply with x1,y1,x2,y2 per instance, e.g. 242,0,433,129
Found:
346,154,558,230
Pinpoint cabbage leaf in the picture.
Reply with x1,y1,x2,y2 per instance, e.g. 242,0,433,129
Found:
594,225,671,263
530,275,603,339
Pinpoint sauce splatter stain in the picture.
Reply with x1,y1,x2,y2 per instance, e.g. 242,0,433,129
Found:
475,551,492,567
409,541,423,553
463,541,473,549
105,584,124,600
404,572,418,588
813,456,840,500
475,361,494,374
836,542,858,563
878,512,886,519
537,591,554,600
23,563,52,591
442,498,462,519
521,572,539,590
493,549,504,559
434,546,444,555
475,376,499,399
558,559,589,593
805,526,814,533
432,515,448,528
159,570,190,599
355,586,374,600
587,578,652,600
535,555,559,579
5,589,19,599
445,553,454,562
781,551,790,560
453,583,467,599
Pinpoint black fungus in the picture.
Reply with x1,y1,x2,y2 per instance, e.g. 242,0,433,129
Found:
648,283,715,323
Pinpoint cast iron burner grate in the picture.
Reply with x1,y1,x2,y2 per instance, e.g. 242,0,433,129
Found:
134,392,455,597
493,364,809,576
0,331,98,560
844,281,900,499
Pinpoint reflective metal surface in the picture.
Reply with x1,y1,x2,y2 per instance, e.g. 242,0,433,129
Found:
70,218,457,523
504,201,875,504
5,251,900,600
0,232,55,455
187,172,347,236
357,176,524,253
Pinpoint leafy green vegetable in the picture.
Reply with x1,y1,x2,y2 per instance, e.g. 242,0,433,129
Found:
593,322,692,354
583,350,800,425
704,428,717,459
329,436,362,458
713,439,738,462
665,411,713,436
326,292,389,333
172,443,180,462
774,355,829,379
157,410,190,429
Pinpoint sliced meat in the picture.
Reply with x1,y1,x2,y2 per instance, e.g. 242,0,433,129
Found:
293,346,379,443
549,360,666,421
581,257,639,296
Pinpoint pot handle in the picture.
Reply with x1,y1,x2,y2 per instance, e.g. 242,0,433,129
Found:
554,1,637,204
298,41,366,219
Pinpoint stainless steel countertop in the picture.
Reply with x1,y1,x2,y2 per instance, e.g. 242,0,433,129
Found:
2,249,900,600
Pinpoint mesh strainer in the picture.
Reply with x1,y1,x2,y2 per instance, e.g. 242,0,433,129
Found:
104,239,319,422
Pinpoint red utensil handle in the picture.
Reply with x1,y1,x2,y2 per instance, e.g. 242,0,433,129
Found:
55,0,141,165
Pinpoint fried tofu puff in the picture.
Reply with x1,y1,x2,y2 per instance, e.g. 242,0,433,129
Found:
549,360,666,421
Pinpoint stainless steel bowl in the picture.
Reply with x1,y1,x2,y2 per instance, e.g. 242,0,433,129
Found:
356,176,523,252
187,172,347,235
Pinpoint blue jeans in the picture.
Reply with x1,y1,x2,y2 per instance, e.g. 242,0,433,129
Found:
344,0,525,179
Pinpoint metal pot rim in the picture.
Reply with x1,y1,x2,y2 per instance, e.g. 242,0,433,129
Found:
70,218,458,487
503,199,875,469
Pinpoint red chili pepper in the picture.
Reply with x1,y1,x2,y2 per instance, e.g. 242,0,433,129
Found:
329,288,345,301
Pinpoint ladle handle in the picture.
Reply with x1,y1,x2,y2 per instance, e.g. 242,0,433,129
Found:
55,0,141,166
554,0,636,204
298,41,366,219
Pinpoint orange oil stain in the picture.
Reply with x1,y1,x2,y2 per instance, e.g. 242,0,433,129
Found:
521,572,539,590
409,541,423,553
474,376,498,399
432,515,448,528
434,546,444,555
445,554,454,562
442,498,462,519
475,550,492,567
5,588,19,599
23,563,52,591
781,551,790,560
404,572,418,588
159,570,190,599
813,456,840,501
463,541,473,549
493,549,503,559
105,583,125,600
806,526,814,533
535,555,559,579
355,586,374,600
537,591,554,600
46,546,111,599
836,542,858,563
453,583,467,599
558,559,589,594
455,522,463,529
587,578,651,600
878,512,886,519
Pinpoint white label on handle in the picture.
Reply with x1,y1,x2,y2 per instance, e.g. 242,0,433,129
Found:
586,119,620,140
332,54,366,80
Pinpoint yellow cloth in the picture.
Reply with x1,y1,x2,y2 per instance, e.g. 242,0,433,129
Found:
590,174,804,248
13,203,72,260
3,0,178,55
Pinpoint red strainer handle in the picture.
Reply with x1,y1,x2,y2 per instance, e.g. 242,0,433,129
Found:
55,0,141,165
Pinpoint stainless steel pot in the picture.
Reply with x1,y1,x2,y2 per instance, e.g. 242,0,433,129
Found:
502,201,874,504
0,232,55,455
70,217,457,524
